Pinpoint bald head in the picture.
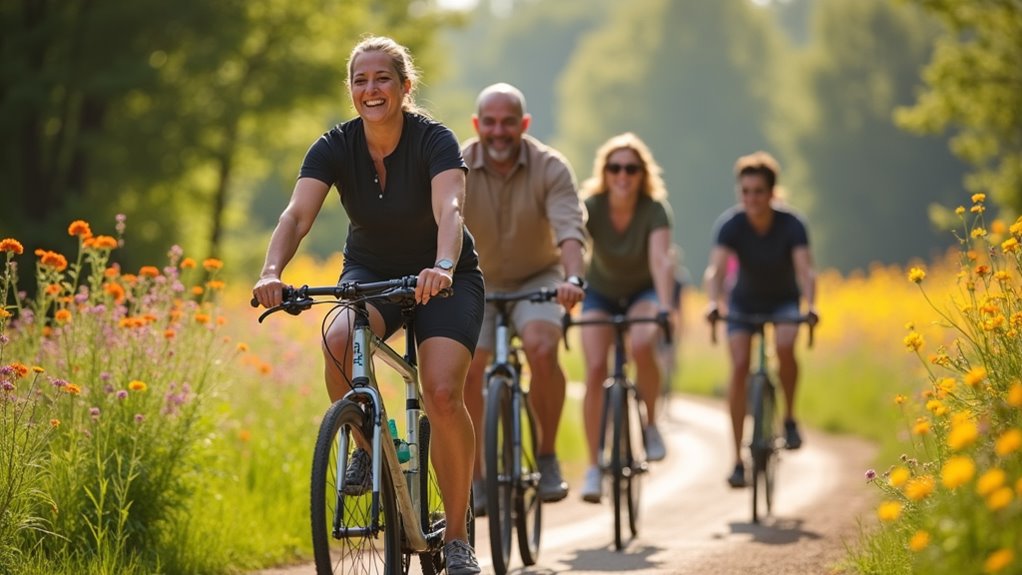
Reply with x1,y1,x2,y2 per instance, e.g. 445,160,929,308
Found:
475,83,527,117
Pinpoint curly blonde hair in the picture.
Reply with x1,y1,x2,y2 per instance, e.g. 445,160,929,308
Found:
580,132,667,200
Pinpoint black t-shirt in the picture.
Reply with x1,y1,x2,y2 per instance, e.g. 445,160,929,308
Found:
713,206,809,311
299,112,478,277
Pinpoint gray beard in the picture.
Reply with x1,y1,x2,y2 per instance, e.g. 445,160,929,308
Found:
485,145,514,164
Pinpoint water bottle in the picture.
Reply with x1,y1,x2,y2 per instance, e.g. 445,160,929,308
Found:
388,419,411,464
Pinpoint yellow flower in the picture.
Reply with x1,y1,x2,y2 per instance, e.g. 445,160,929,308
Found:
955,205,966,216
964,367,987,387
128,380,147,392
903,332,924,351
926,399,948,416
941,456,976,489
972,227,988,238
948,418,979,450
986,487,1014,511
971,204,985,213
237,342,249,353
904,475,935,501
912,418,931,435
908,267,926,283
984,548,1014,573
894,394,906,405
1008,382,1022,407
876,500,902,522
889,466,911,488
977,468,1006,496
995,429,1022,456
908,530,930,552
1002,237,1020,254
32,366,44,373
972,193,987,203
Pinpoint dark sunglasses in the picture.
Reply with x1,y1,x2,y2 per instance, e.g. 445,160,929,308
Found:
605,163,643,176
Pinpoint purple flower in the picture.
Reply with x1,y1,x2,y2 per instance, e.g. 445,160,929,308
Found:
75,292,89,305
51,378,68,388
100,372,111,382
1,381,14,392
0,334,8,345
865,469,877,481
134,413,144,424
0,365,12,377
89,407,101,419
116,390,128,400
103,384,115,394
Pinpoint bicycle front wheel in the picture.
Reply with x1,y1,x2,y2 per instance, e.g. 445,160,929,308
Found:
609,382,630,550
515,391,542,566
311,400,402,575
485,375,514,575
749,375,778,524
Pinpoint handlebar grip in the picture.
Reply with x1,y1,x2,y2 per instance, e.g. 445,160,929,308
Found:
250,297,258,308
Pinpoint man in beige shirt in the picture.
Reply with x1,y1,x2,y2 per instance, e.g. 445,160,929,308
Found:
462,83,587,512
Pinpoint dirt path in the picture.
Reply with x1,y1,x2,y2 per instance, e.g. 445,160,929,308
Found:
255,394,877,575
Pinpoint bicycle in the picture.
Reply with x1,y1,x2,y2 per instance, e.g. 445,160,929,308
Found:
481,288,557,575
711,312,814,524
563,312,671,550
254,276,473,575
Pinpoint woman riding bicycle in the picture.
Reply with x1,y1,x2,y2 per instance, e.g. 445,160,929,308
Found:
703,151,818,489
250,35,483,575
578,133,678,503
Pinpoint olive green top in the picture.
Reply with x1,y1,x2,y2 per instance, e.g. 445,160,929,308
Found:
585,193,672,299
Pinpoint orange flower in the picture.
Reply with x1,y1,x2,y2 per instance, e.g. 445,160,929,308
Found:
128,380,147,392
191,286,204,296
45,284,61,295
139,266,160,278
54,309,72,323
0,309,10,319
237,342,249,353
104,283,126,303
202,258,224,272
67,220,92,237
121,274,137,285
9,363,29,378
164,329,176,339
104,265,120,278
194,313,210,325
91,235,118,250
206,280,225,290
0,238,24,255
34,249,68,272
181,257,197,269
50,419,60,428
64,383,81,395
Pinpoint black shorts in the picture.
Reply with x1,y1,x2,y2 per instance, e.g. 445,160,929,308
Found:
340,262,485,354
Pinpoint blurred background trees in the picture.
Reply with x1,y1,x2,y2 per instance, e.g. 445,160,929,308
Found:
3,0,1018,277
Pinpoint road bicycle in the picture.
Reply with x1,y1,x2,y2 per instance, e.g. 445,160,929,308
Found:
254,276,473,575
481,288,557,575
711,313,814,524
563,312,671,550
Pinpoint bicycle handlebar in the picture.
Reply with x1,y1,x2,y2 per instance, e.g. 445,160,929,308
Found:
561,312,673,351
708,312,817,348
484,287,558,305
250,275,452,323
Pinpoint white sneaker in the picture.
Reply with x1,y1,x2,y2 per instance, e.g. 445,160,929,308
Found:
645,424,667,462
581,466,603,504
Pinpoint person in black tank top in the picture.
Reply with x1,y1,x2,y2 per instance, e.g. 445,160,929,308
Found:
702,151,819,489
251,36,482,574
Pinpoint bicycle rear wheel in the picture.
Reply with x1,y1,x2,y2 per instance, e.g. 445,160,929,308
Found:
515,391,542,566
485,375,514,575
311,400,402,575
749,375,778,524
609,382,630,550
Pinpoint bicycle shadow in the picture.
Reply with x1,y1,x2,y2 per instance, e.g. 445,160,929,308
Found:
723,516,823,545
548,543,665,573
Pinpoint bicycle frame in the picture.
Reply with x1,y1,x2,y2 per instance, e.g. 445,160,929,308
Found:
487,301,530,482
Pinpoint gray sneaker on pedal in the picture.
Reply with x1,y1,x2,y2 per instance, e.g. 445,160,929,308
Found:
444,539,481,575
342,448,371,495
644,424,667,462
537,454,569,502
472,478,487,518
580,465,603,504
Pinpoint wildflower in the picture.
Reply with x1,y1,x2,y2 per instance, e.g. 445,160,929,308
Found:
32,366,44,373
50,419,60,428
128,380,147,392
972,193,986,204
903,332,924,351
207,280,225,290
889,466,910,488
1002,237,1020,254
907,267,926,283
134,413,144,424
139,266,160,278
964,367,987,387
908,530,930,552
54,309,72,323
63,383,81,395
67,220,92,237
191,286,204,296
89,407,100,420
977,469,1006,496
984,548,1014,573
104,283,126,303
35,249,68,271
164,329,176,339
0,309,10,319
948,418,979,450
955,205,966,216
202,258,224,272
876,501,902,522
972,227,988,238
116,390,128,400
90,235,118,250
1,382,13,392
912,418,931,435
986,487,1013,511
971,204,985,213
1008,382,1022,407
194,313,210,325
238,429,252,442
995,429,1021,456
926,399,947,416
941,456,976,488
0,238,24,254
1011,217,1022,236
181,257,197,269
904,475,935,501
237,342,249,353
865,469,877,481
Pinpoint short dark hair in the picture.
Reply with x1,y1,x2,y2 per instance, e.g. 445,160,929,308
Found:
734,151,780,189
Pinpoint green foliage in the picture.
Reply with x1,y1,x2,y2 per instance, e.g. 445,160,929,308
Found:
895,0,1022,215
783,0,968,271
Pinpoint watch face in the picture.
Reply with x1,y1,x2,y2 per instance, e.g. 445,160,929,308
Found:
436,259,454,271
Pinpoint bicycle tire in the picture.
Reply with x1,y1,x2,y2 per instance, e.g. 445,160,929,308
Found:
311,400,402,575
515,392,542,566
485,375,514,575
749,374,777,524
626,386,646,537
609,382,629,550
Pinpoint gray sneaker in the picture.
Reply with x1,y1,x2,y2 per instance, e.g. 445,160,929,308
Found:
444,539,481,575
580,465,603,504
342,448,371,495
537,454,569,502
644,424,667,462
472,478,487,518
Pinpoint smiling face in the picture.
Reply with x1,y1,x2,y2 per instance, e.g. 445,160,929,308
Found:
472,92,531,168
738,172,773,218
603,147,645,201
349,50,409,125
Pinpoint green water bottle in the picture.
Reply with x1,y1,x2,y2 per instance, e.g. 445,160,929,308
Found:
388,419,411,464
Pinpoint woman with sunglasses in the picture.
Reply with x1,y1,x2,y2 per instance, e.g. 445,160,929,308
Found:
577,132,678,503
702,151,818,489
